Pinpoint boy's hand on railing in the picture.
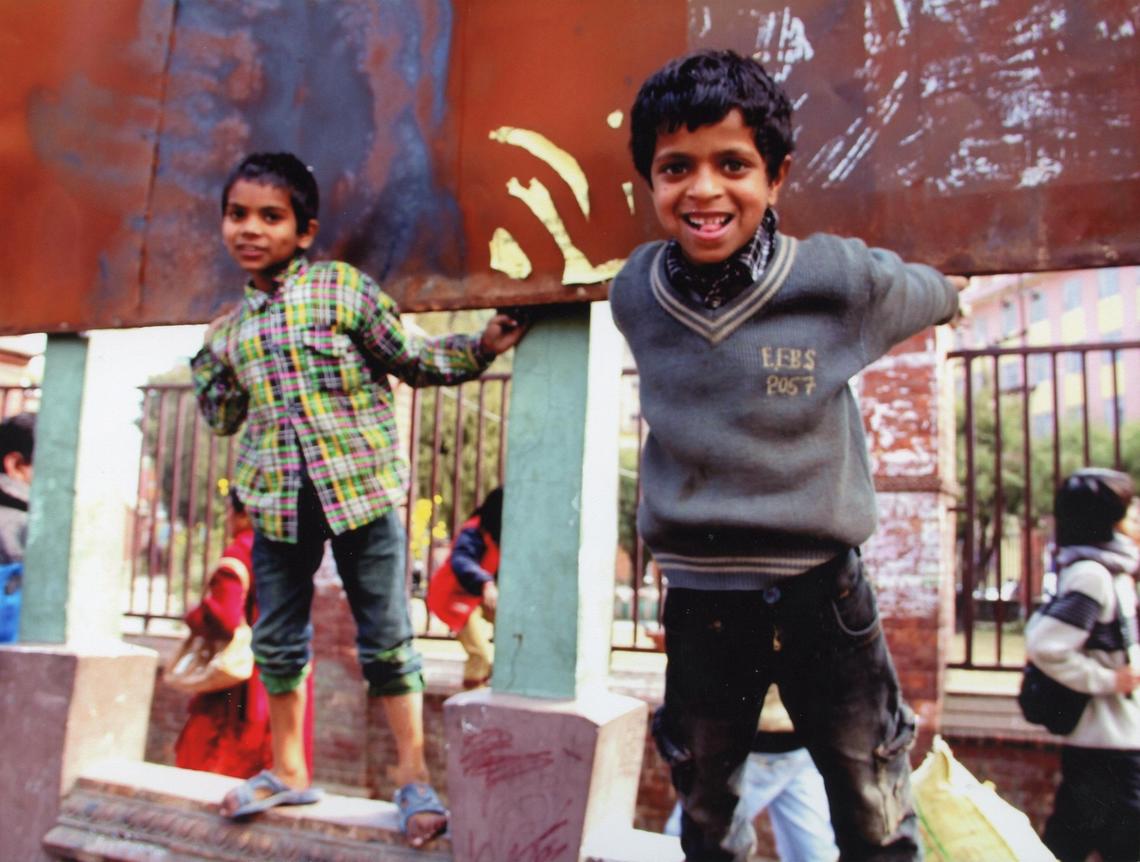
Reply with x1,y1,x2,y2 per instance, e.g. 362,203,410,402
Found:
479,311,529,356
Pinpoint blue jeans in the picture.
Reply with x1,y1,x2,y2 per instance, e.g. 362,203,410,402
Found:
665,747,838,861
657,550,921,861
251,477,422,696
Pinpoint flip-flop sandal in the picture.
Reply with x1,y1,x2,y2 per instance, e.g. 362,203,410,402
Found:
394,782,448,843
225,769,324,819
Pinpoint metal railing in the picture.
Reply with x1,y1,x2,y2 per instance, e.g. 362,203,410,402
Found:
949,339,1140,670
123,374,662,648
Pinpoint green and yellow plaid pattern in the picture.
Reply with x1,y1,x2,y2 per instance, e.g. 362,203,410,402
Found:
192,256,490,542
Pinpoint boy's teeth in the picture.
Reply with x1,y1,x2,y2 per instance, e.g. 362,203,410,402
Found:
686,214,729,227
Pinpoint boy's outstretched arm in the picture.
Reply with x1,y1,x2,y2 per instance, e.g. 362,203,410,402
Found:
358,278,527,388
190,310,249,435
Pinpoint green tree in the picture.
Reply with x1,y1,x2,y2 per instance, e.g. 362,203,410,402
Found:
957,378,1140,579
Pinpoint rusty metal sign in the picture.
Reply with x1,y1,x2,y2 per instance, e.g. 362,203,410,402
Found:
0,0,1136,334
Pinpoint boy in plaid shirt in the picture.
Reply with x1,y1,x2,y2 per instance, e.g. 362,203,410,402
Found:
192,152,525,846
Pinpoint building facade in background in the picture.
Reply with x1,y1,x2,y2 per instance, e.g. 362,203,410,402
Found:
960,266,1140,436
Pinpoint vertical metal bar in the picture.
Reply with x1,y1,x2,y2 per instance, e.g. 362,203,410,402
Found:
474,380,487,503
1110,347,1122,468
425,389,444,582
1080,350,1091,465
992,355,1005,665
451,385,466,537
201,419,220,596
962,356,976,668
128,388,152,619
145,390,170,628
182,392,200,614
1051,352,1061,494
166,392,188,618
498,379,510,486
404,388,421,587
1021,353,1033,622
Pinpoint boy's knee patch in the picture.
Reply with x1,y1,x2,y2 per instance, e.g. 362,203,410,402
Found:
363,641,424,697
368,670,425,697
259,662,311,696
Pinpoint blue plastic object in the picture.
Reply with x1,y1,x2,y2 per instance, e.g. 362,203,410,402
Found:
0,562,23,644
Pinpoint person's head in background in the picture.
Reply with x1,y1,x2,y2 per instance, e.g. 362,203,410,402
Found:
476,487,504,545
0,413,36,486
1054,467,1137,548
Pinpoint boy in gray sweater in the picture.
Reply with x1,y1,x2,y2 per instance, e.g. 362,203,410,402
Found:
610,50,965,861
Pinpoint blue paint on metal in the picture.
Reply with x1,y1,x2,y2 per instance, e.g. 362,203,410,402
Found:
427,0,454,126
142,0,463,296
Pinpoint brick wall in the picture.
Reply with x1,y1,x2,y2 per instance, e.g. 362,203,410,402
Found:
861,328,959,756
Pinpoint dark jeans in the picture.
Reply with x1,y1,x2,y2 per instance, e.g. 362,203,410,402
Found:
251,477,422,696
1044,746,1140,862
657,550,921,862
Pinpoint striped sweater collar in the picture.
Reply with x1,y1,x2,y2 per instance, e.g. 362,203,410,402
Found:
649,233,798,345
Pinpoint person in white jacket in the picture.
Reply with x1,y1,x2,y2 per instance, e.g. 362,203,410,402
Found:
1026,467,1139,862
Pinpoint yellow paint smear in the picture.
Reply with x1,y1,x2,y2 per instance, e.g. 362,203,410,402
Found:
489,227,533,280
506,177,624,285
622,181,635,215
490,127,591,218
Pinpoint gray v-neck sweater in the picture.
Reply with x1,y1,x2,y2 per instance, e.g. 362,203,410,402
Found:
610,232,958,590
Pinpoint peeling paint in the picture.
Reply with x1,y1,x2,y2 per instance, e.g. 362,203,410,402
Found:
751,7,814,83
505,177,624,285
1018,154,1063,187
621,181,635,215
490,126,591,218
489,227,532,280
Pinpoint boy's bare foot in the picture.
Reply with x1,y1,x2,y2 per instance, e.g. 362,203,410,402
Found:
394,781,448,847
405,809,448,848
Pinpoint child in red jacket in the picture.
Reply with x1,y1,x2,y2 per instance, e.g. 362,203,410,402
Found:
426,488,503,688
175,492,314,778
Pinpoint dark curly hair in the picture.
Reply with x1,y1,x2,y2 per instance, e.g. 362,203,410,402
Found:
221,152,320,233
0,413,35,465
630,49,794,185
1054,467,1135,547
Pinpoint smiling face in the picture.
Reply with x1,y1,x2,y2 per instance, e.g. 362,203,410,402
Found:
222,179,317,292
650,109,789,265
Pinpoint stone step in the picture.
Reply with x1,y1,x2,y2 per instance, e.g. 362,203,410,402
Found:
43,758,448,861
43,758,683,862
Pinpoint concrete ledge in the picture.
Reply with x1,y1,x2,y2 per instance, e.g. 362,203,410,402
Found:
44,759,449,861
46,759,683,862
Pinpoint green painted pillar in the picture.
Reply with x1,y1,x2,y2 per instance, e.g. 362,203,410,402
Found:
492,303,623,698
21,334,89,643
21,332,133,644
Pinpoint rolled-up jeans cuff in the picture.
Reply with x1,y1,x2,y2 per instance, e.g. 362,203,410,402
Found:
259,661,312,695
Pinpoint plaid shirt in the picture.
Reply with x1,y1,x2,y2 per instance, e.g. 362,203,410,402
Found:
191,256,492,542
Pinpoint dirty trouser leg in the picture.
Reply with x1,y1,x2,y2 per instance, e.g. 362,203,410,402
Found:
776,551,922,862
659,588,772,861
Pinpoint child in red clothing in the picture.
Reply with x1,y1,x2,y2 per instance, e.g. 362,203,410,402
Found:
426,488,503,688
175,492,314,777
